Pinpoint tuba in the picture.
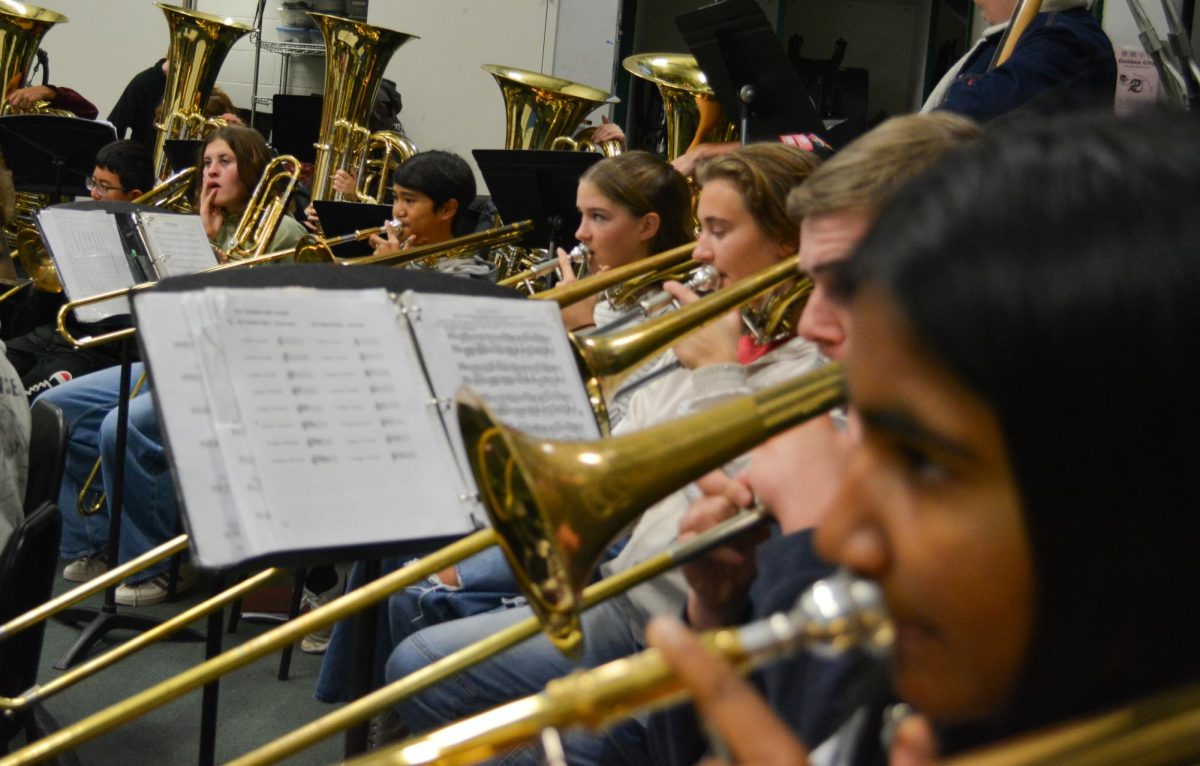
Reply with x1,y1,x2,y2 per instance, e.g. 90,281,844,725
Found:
309,14,418,203
151,4,252,180
623,53,738,161
482,64,614,150
0,1,67,108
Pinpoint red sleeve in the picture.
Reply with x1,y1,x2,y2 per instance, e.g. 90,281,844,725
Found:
48,86,99,120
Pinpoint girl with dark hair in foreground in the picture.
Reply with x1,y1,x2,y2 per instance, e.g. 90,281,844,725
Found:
650,110,1200,763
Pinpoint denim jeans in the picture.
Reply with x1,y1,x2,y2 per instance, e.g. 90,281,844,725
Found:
385,597,654,766
315,547,525,704
39,363,177,584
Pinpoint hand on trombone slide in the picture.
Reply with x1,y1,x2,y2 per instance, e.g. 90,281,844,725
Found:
663,279,742,369
556,246,606,332
650,614,940,766
369,218,415,256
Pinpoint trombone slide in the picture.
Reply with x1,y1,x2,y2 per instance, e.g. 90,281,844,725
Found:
228,509,771,766
349,572,890,766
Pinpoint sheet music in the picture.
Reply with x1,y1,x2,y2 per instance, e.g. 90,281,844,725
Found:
132,292,251,568
401,291,600,479
137,212,218,278
36,207,134,322
137,287,481,567
199,288,474,553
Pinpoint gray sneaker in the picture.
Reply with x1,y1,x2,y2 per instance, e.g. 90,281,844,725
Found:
115,562,197,607
63,557,108,583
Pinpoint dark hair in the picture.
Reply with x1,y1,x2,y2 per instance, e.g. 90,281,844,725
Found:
580,150,692,251
95,139,154,195
841,111,1200,743
392,150,476,224
196,126,272,210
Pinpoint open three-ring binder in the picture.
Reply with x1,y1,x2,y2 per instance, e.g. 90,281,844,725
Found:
134,285,600,570
37,202,217,323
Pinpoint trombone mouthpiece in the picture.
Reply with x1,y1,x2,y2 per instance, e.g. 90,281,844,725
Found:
687,264,721,294
737,570,893,661
569,243,590,262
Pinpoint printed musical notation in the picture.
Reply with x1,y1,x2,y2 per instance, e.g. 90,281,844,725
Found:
134,286,602,569
403,292,601,469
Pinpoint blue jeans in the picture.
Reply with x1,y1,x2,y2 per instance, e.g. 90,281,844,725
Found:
315,547,526,704
39,363,178,584
386,598,654,766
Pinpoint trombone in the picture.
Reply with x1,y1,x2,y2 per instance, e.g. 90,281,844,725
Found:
573,257,809,431
54,220,535,349
530,242,697,308
347,571,889,766
0,364,845,765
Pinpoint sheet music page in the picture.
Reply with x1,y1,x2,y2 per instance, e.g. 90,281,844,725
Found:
137,211,218,277
132,291,250,569
401,292,601,481
36,207,134,322
200,287,474,554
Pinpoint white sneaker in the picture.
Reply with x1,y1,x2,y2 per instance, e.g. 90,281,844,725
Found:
63,557,108,583
299,590,332,654
115,562,196,607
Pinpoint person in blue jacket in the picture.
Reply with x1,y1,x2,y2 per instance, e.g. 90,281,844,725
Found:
923,0,1115,121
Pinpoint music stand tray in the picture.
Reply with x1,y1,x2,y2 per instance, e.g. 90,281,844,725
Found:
676,0,823,142
312,200,392,259
473,149,602,255
0,115,117,197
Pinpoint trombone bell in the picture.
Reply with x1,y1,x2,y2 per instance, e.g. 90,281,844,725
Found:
457,363,846,656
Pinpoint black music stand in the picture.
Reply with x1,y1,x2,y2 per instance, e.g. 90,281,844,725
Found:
472,149,602,256
676,0,823,143
165,139,204,174
313,200,393,258
49,199,207,676
140,264,523,759
0,115,116,198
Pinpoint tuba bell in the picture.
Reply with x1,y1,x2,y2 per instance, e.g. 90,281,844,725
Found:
151,4,253,180
309,14,418,204
0,0,67,108
482,64,615,150
623,53,738,161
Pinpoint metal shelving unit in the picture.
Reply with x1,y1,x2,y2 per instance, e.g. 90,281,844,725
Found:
248,30,324,107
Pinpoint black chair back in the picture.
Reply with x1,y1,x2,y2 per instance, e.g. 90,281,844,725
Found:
0,500,61,749
25,400,67,517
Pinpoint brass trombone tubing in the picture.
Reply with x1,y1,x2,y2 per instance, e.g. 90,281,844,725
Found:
0,534,189,642
55,221,536,348
0,530,497,766
228,508,770,766
351,572,887,766
530,242,697,308
348,220,533,268
0,567,280,713
576,257,809,431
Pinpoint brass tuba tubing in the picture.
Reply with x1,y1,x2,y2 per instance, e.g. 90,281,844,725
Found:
309,14,417,202
0,567,281,712
151,4,252,179
530,242,697,308
346,572,889,766
0,531,498,766
228,509,771,766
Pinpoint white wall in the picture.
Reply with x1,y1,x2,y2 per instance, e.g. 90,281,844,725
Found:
27,1,622,191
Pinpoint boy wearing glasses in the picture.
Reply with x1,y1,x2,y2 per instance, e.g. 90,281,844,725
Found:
6,140,153,398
